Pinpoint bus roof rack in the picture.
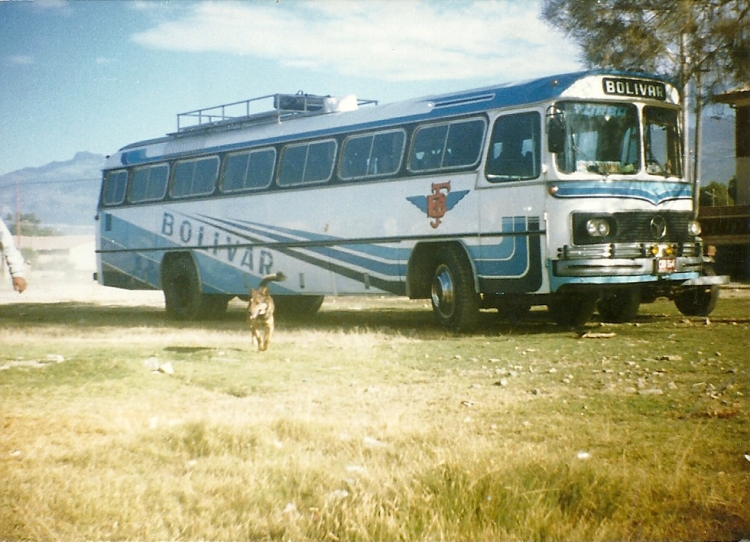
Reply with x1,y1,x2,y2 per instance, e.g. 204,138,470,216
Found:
173,92,378,135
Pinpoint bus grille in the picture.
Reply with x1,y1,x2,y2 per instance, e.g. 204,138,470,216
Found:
573,211,695,245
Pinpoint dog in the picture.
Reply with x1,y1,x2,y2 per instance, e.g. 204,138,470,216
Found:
247,272,286,352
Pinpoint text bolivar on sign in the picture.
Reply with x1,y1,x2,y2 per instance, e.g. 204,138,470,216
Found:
602,78,667,101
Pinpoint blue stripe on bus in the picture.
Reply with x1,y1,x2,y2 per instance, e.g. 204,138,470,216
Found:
196,214,407,277
101,212,542,294
551,180,691,205
475,216,534,278
189,215,403,279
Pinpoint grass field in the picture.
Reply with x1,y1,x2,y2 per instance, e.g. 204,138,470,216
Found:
0,287,748,541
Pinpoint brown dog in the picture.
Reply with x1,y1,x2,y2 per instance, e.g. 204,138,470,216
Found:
247,272,285,352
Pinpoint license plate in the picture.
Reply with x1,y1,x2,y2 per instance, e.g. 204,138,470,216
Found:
656,258,676,274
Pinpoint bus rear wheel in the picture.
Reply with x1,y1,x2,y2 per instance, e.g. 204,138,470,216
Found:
162,254,228,320
430,247,480,332
274,295,324,319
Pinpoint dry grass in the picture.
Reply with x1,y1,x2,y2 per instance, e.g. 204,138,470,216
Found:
0,290,748,540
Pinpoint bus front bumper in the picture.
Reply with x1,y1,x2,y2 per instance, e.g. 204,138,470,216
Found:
553,255,704,277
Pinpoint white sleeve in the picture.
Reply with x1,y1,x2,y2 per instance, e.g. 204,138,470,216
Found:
0,220,26,278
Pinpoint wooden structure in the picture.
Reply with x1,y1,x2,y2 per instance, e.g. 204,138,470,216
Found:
701,87,750,279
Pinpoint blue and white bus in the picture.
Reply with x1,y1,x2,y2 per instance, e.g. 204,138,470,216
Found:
96,70,726,330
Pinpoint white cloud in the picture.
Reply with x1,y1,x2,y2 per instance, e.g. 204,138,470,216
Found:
131,0,582,82
30,0,73,15
7,55,34,66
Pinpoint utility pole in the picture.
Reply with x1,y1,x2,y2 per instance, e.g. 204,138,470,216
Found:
15,178,21,247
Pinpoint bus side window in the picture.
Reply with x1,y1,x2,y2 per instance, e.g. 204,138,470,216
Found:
442,119,485,168
245,149,276,190
370,130,405,176
340,135,372,180
410,124,448,172
103,170,128,206
130,167,149,202
278,144,307,186
172,157,219,198
278,139,336,186
193,157,219,195
303,140,336,183
222,152,251,192
130,164,169,203
486,112,541,181
146,164,169,200
409,119,484,172
340,130,404,181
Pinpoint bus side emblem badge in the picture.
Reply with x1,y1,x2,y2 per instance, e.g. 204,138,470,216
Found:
406,181,469,229
649,216,667,239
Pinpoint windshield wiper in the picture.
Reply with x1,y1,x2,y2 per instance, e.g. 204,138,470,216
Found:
486,173,521,181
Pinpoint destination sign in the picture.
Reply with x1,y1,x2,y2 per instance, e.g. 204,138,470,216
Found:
602,77,667,101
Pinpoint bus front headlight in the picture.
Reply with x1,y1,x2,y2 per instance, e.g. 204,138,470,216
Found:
586,218,611,237
687,220,702,237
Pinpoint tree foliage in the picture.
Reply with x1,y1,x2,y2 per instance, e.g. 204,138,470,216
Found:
3,213,60,236
699,181,734,206
541,0,749,103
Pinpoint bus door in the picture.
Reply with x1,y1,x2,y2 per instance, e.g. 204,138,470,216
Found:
476,110,546,296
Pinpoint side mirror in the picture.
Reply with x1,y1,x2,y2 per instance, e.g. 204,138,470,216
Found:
547,110,565,154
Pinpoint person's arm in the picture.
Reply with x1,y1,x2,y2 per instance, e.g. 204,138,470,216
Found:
0,220,27,293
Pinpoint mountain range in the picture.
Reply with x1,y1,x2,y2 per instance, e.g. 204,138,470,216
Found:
0,152,105,233
0,115,737,232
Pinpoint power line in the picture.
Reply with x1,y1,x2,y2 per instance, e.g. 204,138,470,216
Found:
0,177,100,188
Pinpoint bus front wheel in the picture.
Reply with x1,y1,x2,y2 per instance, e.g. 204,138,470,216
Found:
596,286,641,323
548,293,596,328
430,247,480,332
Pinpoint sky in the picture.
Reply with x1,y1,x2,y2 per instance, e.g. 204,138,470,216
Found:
0,0,584,176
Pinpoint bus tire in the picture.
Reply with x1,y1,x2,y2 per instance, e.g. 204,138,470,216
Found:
596,286,641,323
199,295,231,319
274,295,324,319
673,265,719,317
548,294,596,328
430,247,480,332
162,254,203,320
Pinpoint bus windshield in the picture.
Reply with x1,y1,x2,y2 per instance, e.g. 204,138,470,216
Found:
554,102,640,176
553,102,683,179
644,106,682,177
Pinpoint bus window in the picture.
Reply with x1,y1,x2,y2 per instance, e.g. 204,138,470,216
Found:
340,129,405,180
443,119,486,167
129,164,169,203
553,103,639,175
486,112,541,181
102,169,128,206
171,156,219,198
370,130,405,175
410,118,485,172
278,139,336,186
644,107,682,177
305,140,336,183
222,148,276,192
340,135,371,179
410,124,448,171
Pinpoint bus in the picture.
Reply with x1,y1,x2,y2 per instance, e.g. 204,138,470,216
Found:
95,69,727,331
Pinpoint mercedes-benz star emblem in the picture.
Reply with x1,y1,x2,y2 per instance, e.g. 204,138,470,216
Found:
650,216,667,239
